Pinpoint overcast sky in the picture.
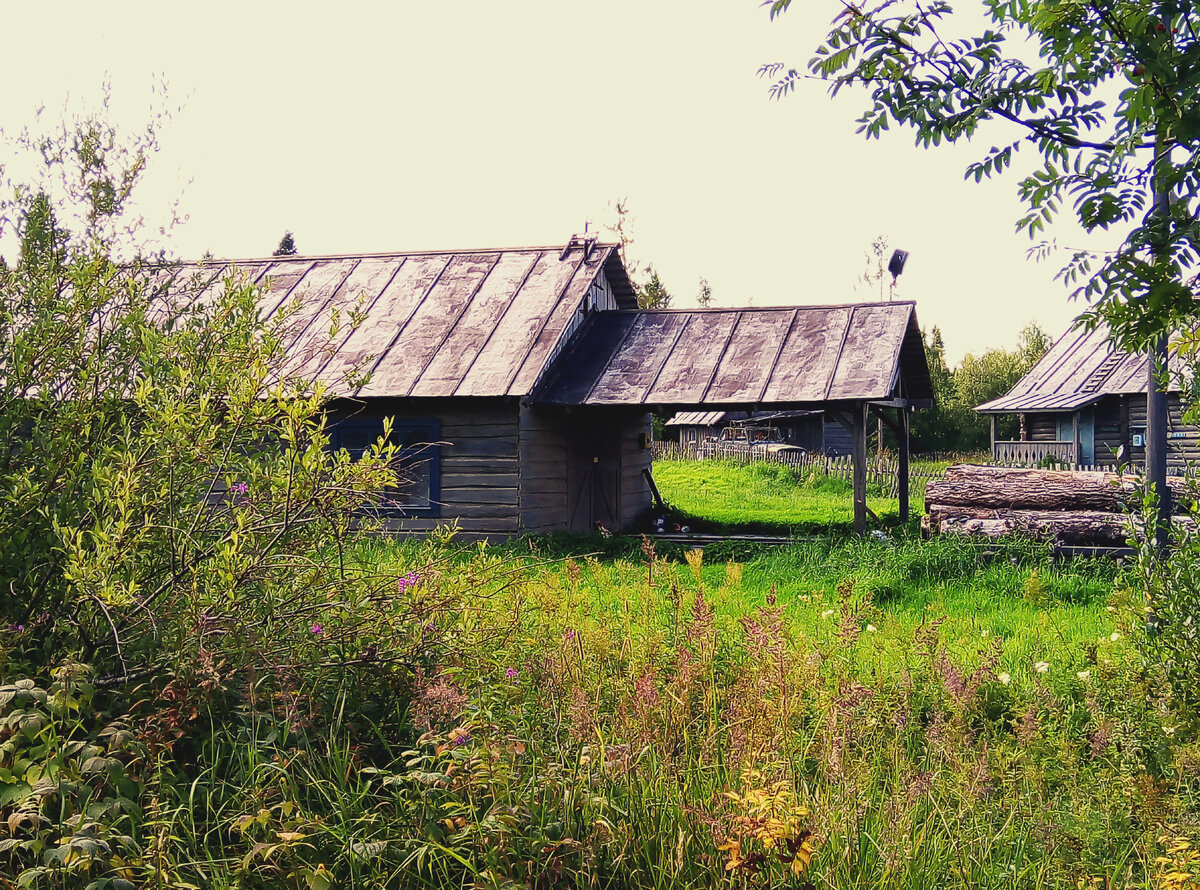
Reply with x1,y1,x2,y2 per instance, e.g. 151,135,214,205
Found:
3,0,1117,364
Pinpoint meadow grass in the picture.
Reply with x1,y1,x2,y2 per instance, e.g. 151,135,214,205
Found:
6,461,1196,889
650,457,931,533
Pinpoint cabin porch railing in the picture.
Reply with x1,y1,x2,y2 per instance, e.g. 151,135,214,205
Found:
992,440,1076,466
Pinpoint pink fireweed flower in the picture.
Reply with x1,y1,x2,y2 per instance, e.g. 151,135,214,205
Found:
311,623,324,636
505,667,519,681
397,571,421,594
231,481,248,495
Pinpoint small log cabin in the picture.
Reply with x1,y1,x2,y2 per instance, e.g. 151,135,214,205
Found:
173,237,934,538
975,321,1197,469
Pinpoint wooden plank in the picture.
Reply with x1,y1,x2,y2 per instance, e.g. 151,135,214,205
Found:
645,312,740,404
507,256,608,395
266,258,357,333
456,251,580,396
827,305,909,401
898,407,910,521
578,313,690,403
1036,327,1111,395
412,251,538,396
853,403,867,534
253,259,318,318
360,254,497,398
521,492,570,510
440,422,520,438
762,307,853,403
705,309,795,402
535,314,637,405
286,258,403,383
440,488,519,507
327,255,449,393
386,515,520,533
437,503,521,519
439,473,518,489
443,437,518,458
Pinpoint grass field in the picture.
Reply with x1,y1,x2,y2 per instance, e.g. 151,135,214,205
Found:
8,457,1194,890
650,457,951,533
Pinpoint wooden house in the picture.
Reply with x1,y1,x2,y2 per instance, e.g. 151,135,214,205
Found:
975,321,1197,469
176,238,935,538
664,409,853,455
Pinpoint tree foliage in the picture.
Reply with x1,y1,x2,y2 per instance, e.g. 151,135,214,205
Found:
910,322,1052,451
762,0,1200,347
273,230,298,256
0,110,413,698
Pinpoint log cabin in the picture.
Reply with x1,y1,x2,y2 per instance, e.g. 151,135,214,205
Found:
975,321,1197,470
173,236,934,538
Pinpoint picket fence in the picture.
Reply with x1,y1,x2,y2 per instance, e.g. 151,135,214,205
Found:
651,441,1118,498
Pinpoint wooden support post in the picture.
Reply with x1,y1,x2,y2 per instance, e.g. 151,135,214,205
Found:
1072,412,1081,468
989,415,997,459
853,402,868,534
898,406,911,522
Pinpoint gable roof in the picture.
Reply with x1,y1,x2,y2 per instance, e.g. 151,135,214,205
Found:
536,302,932,409
168,242,635,399
975,320,1182,414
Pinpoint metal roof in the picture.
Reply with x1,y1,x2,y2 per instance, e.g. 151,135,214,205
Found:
665,409,822,427
976,320,1183,414
537,302,932,408
165,242,636,399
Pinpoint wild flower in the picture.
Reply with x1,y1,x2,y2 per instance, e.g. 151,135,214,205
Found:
563,628,576,642
231,481,248,495
397,571,421,594
1077,669,1092,681
410,668,468,732
505,666,519,681
1110,631,1122,642
998,672,1012,686
449,726,473,746
821,609,835,619
310,623,324,636
1035,661,1050,673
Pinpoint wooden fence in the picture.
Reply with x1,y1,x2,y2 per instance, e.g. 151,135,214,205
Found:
652,441,1119,499
652,441,944,498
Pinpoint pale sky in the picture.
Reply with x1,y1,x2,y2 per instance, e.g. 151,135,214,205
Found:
3,0,1116,365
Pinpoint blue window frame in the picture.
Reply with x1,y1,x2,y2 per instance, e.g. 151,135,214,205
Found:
328,415,441,517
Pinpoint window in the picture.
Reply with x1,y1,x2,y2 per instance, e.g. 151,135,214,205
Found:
328,414,441,516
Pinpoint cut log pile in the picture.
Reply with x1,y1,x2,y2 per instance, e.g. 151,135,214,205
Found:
922,465,1195,546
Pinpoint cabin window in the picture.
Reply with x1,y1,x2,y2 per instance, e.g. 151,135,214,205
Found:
328,416,441,516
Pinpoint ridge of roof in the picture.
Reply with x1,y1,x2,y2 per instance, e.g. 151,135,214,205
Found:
168,242,623,266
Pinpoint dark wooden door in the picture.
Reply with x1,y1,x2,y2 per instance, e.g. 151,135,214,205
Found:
567,414,621,533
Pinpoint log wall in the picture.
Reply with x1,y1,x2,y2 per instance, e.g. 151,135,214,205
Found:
340,397,521,538
518,406,571,534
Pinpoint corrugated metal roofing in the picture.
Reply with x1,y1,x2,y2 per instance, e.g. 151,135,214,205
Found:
537,302,931,408
666,411,732,427
164,243,636,399
976,320,1183,413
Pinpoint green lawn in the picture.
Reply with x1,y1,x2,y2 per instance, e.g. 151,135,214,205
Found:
650,457,909,533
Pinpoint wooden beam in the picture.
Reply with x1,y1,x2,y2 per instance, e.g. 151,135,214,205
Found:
898,406,911,522
990,415,997,459
853,402,868,534
642,467,665,510
1072,412,1081,467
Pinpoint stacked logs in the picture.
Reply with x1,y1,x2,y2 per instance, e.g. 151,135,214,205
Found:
922,465,1194,546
